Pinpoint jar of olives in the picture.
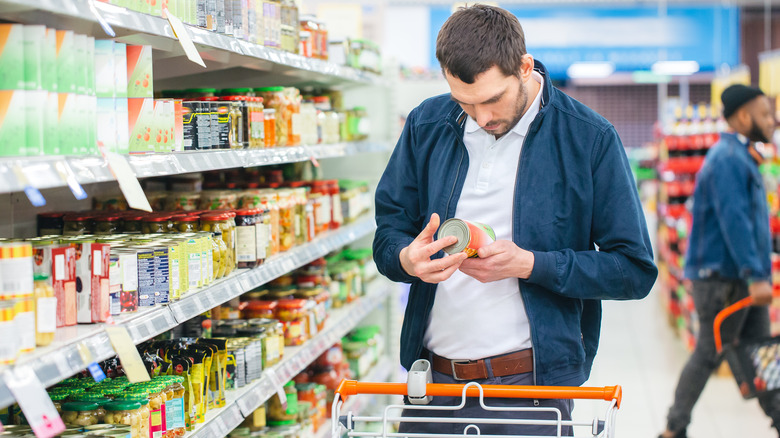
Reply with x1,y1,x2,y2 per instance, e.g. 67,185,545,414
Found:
103,401,143,438
94,215,122,235
115,392,150,438
61,402,101,427
121,213,146,233
63,214,93,236
142,215,173,234
67,394,109,422
201,213,235,273
172,214,199,233
213,231,228,279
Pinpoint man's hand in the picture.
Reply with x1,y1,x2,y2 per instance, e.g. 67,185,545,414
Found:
749,281,773,306
399,213,468,283
459,240,534,283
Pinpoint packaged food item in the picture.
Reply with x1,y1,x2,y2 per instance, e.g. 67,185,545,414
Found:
200,213,235,274
33,273,56,346
142,214,173,234
243,300,277,320
165,192,201,212
267,381,298,423
94,196,129,212
0,301,16,364
276,299,307,346
437,218,496,258
103,401,142,438
162,376,186,436
263,108,276,147
62,214,93,236
257,87,287,146
72,242,111,323
61,402,101,427
51,245,77,327
235,209,257,269
198,191,238,211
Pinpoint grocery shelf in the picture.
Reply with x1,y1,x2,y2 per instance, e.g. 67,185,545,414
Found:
315,356,397,438
0,216,377,409
0,141,390,194
0,0,383,88
186,279,393,438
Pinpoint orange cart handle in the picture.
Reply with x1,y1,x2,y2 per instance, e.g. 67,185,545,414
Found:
714,296,754,353
335,381,623,409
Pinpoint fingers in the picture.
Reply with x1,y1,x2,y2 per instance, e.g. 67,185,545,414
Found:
426,259,463,283
427,253,467,272
424,235,458,256
416,213,441,242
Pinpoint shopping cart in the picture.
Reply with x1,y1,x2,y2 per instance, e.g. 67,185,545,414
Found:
331,359,623,438
715,295,780,399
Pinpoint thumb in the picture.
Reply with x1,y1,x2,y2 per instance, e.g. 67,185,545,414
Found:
420,213,440,240
477,242,496,258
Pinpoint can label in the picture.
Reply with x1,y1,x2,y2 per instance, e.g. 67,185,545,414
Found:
439,218,496,258
464,220,495,257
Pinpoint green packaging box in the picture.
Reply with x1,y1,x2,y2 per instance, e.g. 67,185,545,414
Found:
114,42,128,99
97,97,117,153
0,90,27,156
57,93,80,155
0,24,24,91
56,30,76,94
126,45,153,98
128,97,155,153
23,25,44,91
42,28,59,155
73,34,87,96
44,89,59,155
42,28,57,93
94,40,116,98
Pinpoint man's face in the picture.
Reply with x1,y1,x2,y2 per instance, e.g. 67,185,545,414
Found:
746,95,776,144
445,64,530,138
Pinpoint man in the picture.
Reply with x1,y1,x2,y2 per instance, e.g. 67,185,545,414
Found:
372,5,657,436
659,85,779,438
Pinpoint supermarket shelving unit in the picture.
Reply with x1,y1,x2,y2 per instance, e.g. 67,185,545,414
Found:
0,1,399,436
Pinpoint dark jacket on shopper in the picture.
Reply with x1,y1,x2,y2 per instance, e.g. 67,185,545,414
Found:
373,61,658,387
685,132,772,283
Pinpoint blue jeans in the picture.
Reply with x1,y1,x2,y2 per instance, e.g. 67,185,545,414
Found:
399,368,574,436
666,279,780,433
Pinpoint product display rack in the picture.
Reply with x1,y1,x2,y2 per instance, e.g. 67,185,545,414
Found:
0,0,382,88
186,280,393,438
0,141,390,195
313,357,396,438
0,216,377,410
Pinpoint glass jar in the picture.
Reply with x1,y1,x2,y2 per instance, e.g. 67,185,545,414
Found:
67,394,109,423
164,377,186,437
277,190,295,252
33,273,55,347
256,87,287,147
310,181,331,234
243,300,277,319
201,213,234,273
172,215,199,233
235,209,258,269
49,391,69,415
199,191,238,211
275,299,308,346
284,88,301,146
104,401,142,438
290,187,307,246
210,232,226,279
255,207,269,265
263,108,277,148
352,107,369,140
324,111,340,144
165,192,201,212
121,213,146,233
225,96,247,149
326,180,342,230
94,215,122,235
61,402,100,427
38,212,66,236
267,381,298,423
258,192,280,256
116,393,150,438
142,215,173,234
62,214,93,236
247,318,282,366
299,101,317,145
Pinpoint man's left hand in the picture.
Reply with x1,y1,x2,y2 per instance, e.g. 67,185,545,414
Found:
459,240,535,283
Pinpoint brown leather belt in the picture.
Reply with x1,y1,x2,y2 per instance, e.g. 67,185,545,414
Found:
431,349,533,381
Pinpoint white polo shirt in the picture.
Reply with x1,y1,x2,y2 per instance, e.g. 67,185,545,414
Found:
423,72,544,360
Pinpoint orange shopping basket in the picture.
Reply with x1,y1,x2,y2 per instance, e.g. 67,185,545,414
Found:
331,359,622,438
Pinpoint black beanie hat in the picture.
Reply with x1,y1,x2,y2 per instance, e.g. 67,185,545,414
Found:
722,84,764,120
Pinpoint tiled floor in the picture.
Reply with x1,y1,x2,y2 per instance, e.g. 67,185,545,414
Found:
573,291,776,438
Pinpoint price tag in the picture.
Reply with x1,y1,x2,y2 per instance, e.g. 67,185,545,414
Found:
54,161,88,200
87,363,107,382
2,367,65,438
165,9,207,68
89,0,117,37
105,326,151,383
103,150,152,212
265,368,287,409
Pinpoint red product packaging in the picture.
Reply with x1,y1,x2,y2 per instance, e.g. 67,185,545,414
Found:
73,243,111,323
51,246,77,327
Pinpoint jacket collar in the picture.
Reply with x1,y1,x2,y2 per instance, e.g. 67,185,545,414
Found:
445,60,553,135
721,132,764,165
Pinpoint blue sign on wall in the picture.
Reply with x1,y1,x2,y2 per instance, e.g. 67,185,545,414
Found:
429,5,740,80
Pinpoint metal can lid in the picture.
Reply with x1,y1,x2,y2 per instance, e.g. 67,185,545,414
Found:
437,219,469,255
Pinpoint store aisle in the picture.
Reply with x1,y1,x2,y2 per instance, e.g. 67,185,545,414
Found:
573,291,775,438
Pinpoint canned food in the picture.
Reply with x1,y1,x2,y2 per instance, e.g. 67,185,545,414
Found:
437,218,496,258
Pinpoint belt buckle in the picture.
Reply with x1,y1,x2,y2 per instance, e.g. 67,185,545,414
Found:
450,359,472,381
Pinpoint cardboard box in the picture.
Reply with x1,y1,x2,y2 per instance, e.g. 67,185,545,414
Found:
97,98,118,153
128,97,155,153
115,97,129,154
117,249,139,313
0,24,25,90
94,40,115,98
42,28,59,155
114,42,128,99
126,45,153,98
73,242,110,323
51,246,76,327
56,30,76,94
137,247,156,307
0,90,27,157
23,25,45,156
57,92,80,156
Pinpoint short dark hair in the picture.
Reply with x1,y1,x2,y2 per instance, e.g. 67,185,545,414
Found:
436,5,527,84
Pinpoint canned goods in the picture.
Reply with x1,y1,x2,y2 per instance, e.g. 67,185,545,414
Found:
0,301,17,364
437,218,496,258
0,242,34,300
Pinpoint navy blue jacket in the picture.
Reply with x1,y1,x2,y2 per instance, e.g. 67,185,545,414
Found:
684,132,771,283
373,61,657,386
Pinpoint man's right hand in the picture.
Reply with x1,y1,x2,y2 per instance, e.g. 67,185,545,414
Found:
399,213,468,283
749,280,774,306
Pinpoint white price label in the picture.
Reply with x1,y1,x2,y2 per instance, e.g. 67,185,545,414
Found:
3,367,65,438
265,368,287,409
104,151,152,212
165,9,207,68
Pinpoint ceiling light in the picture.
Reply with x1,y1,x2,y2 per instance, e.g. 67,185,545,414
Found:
651,60,700,76
566,62,615,79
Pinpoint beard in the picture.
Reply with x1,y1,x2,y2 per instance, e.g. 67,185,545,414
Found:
748,119,770,143
485,84,530,138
